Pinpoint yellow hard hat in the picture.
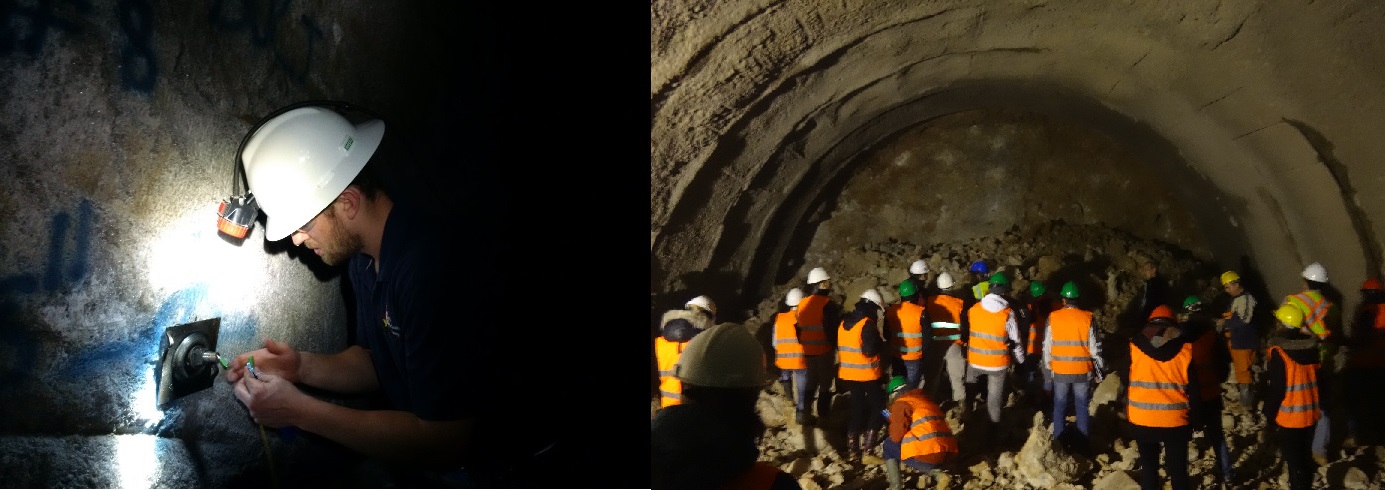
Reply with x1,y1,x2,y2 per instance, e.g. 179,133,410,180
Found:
1274,304,1304,328
1219,271,1241,285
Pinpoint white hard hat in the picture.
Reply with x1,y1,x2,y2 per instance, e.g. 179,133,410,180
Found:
807,267,830,285
860,288,883,307
1302,262,1329,283
241,106,386,241
685,295,717,316
909,260,928,275
676,323,768,388
785,288,804,307
937,272,955,290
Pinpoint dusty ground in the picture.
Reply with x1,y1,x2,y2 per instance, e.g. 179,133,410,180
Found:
654,220,1385,489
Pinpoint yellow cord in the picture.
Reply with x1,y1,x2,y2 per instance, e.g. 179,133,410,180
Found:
259,423,279,486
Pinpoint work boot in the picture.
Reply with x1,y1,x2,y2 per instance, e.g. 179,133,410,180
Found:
795,410,809,425
1313,453,1330,466
846,431,861,460
780,379,794,398
860,429,884,465
886,458,903,490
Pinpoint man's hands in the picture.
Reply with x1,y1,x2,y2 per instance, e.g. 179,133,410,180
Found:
233,371,306,428
226,339,301,384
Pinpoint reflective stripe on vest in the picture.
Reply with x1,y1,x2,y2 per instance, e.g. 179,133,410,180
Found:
1191,328,1221,401
838,317,882,381
896,390,958,461
1270,346,1321,428
967,304,1011,369
655,337,686,408
796,294,833,355
772,310,807,370
1126,341,1192,428
926,295,965,345
886,302,927,361
1048,307,1094,375
1288,291,1332,339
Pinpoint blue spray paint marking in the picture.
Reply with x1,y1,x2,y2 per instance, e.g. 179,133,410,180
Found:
40,198,94,293
62,284,213,378
116,0,158,93
0,0,93,57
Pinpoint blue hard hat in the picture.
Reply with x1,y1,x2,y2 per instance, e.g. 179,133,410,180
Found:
969,261,989,274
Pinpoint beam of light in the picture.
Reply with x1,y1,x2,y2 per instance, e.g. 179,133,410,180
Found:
144,203,268,315
130,359,163,430
115,434,161,489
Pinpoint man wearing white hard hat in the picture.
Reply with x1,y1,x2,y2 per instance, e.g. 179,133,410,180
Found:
771,288,810,423
797,267,841,424
223,103,517,485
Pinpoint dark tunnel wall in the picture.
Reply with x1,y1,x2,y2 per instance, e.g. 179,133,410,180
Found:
651,0,1385,324
0,1,508,486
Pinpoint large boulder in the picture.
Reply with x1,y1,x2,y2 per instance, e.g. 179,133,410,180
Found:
1014,412,1095,487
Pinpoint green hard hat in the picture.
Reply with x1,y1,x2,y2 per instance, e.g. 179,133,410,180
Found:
1183,295,1202,310
898,280,917,298
988,272,1009,285
1029,281,1046,297
887,375,908,395
1060,281,1080,299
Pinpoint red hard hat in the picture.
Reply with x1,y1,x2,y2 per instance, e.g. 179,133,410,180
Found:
1363,278,1384,291
1148,305,1175,322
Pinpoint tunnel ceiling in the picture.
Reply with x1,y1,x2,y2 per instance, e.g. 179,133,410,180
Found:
650,0,1385,315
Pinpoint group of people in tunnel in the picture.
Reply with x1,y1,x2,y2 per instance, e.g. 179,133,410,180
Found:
651,254,1385,490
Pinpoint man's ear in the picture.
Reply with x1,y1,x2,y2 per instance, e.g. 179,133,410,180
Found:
334,186,363,220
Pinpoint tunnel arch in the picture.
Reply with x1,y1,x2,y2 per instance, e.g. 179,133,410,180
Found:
652,1,1383,320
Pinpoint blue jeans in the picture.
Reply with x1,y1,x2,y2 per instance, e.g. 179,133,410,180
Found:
1052,381,1090,440
882,437,938,472
903,359,923,391
780,368,808,411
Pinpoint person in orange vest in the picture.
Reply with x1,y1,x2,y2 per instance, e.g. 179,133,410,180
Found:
772,288,810,424
1345,278,1385,446
1022,280,1061,414
1042,281,1105,448
1262,304,1321,490
962,272,1026,426
1282,262,1340,465
798,267,842,424
905,259,933,301
885,280,930,393
1179,295,1234,485
924,272,969,407
655,296,716,409
881,375,957,490
1214,270,1259,409
651,323,803,490
1118,305,1200,490
840,288,887,461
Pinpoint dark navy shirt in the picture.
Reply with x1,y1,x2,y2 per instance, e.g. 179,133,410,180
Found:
349,200,487,422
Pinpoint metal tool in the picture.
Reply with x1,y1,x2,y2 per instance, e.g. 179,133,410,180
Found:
155,318,224,409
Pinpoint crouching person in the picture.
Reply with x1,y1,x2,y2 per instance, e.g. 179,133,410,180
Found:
882,376,958,490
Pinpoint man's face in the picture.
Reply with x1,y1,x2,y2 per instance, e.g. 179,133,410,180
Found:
290,205,362,266
1224,281,1243,296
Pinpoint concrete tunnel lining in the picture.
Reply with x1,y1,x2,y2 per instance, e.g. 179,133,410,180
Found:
651,1,1385,320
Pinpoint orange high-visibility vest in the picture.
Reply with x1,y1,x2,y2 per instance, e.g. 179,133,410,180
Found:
1048,307,1095,375
838,317,882,381
1190,328,1221,402
886,301,927,361
655,336,687,407
1371,303,1385,331
894,389,958,461
773,310,807,370
926,294,964,346
1269,345,1321,429
1126,341,1193,428
1286,291,1332,339
796,294,833,356
966,303,1012,369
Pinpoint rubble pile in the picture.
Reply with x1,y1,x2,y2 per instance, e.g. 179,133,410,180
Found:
730,220,1385,489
